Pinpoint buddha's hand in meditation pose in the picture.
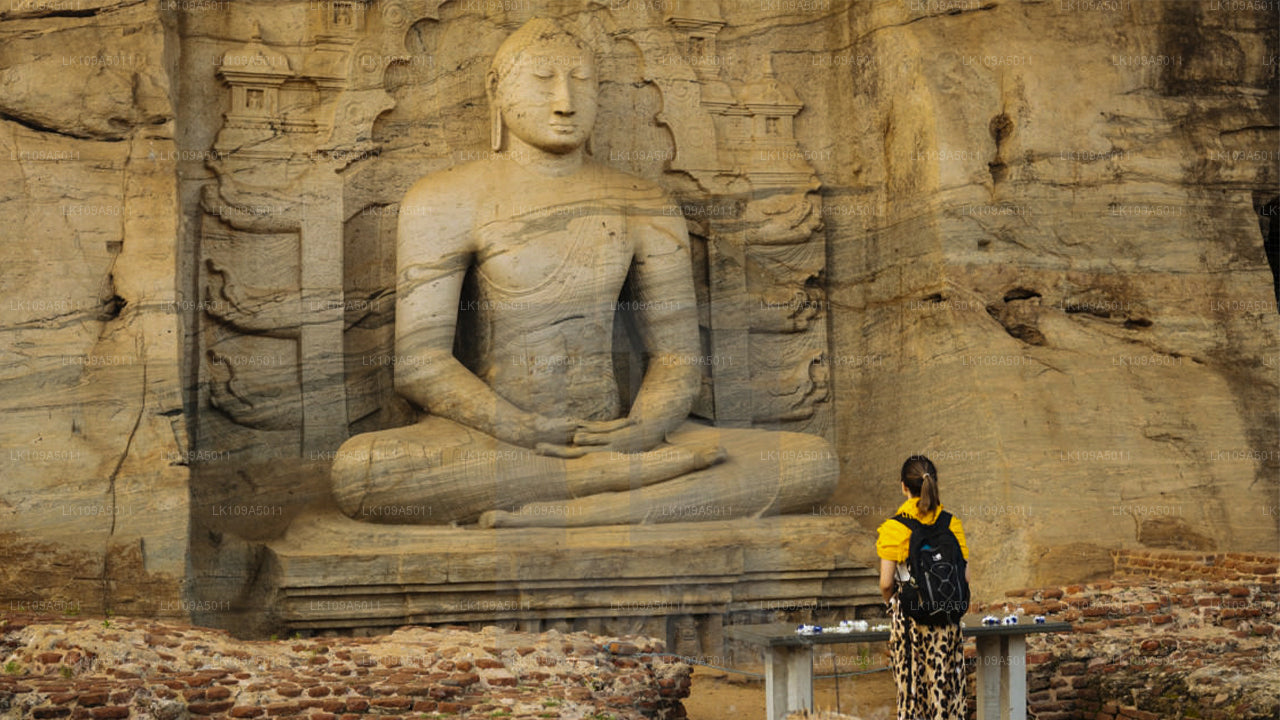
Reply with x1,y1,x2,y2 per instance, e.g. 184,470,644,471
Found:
497,414,633,457
525,416,653,458
328,18,837,527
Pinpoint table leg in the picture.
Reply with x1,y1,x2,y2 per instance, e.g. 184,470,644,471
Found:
1005,635,1026,720
975,635,1028,720
975,635,1002,720
764,645,813,720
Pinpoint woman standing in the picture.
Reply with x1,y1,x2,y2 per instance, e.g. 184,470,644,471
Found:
876,455,971,720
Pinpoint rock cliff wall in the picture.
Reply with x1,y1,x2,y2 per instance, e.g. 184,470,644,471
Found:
0,0,188,615
808,0,1278,594
0,0,1274,616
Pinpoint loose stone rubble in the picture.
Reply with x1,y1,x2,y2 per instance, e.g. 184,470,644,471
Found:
0,617,690,720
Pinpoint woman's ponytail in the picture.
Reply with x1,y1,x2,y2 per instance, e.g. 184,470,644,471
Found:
918,471,939,516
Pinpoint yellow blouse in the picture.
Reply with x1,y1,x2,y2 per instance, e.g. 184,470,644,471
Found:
875,499,969,563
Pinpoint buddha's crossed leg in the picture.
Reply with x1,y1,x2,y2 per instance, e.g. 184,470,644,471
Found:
329,416,727,524
478,422,839,528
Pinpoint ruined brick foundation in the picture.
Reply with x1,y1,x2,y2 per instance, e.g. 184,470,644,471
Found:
968,550,1279,720
0,617,690,720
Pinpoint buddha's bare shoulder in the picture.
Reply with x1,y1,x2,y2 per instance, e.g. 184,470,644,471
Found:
399,161,493,216
587,161,675,207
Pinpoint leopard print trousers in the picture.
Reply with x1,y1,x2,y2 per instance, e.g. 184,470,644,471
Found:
888,598,966,720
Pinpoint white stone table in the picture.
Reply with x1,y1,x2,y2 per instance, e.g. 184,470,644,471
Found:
724,617,1072,720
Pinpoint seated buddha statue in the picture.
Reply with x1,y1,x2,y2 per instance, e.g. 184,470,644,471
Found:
329,18,837,527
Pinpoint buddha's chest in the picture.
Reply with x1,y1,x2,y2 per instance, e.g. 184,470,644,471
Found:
473,201,634,297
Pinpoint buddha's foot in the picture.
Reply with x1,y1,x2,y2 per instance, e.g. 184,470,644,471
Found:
476,509,516,528
565,442,725,497
478,443,726,528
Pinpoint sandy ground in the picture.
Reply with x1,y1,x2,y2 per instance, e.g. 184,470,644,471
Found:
682,659,898,720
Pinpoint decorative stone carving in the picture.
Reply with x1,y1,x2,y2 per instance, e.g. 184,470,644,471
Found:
195,9,397,453
215,24,298,147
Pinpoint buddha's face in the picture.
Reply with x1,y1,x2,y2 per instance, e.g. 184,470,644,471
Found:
492,42,597,155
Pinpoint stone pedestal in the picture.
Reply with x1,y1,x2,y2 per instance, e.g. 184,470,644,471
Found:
255,509,880,654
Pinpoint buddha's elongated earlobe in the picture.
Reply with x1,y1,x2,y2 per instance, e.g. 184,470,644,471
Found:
486,70,503,152
491,106,503,152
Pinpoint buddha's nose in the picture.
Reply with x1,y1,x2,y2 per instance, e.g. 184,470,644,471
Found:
552,77,575,116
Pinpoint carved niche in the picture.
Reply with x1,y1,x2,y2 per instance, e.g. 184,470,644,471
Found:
195,0,832,465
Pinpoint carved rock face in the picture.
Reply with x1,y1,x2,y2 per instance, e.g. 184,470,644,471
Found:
492,42,598,155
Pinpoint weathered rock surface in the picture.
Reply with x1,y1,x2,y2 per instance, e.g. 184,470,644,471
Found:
0,614,691,720
818,0,1279,594
0,0,187,616
0,0,1275,622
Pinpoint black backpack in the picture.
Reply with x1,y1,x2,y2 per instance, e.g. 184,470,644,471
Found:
892,510,970,626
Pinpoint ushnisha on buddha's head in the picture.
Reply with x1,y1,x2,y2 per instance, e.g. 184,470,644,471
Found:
486,19,599,155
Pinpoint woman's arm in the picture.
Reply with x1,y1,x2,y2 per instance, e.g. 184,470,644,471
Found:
880,559,897,602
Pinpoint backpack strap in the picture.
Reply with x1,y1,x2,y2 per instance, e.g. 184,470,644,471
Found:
891,514,924,576
892,513,924,532
895,511,951,529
